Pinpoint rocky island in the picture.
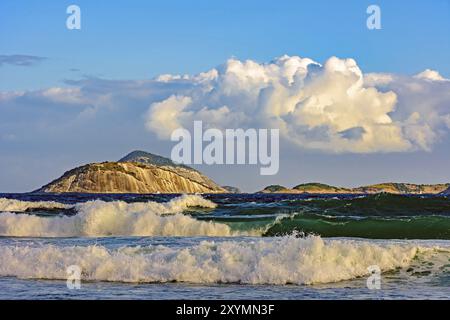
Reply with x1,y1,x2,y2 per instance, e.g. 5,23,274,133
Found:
35,151,226,194
259,182,450,195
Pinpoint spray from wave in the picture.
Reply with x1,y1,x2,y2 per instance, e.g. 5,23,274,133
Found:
0,195,237,237
1,235,446,285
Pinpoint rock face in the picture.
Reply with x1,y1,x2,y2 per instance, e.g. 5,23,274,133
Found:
260,182,450,195
35,151,226,194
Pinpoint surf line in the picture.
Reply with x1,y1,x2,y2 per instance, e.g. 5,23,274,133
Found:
170,120,280,175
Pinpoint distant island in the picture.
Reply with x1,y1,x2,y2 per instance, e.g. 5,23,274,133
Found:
34,151,450,195
259,182,450,195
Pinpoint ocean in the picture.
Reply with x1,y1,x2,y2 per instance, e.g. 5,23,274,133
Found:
0,193,449,300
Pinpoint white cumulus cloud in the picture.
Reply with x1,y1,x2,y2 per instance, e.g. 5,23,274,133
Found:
414,69,448,82
145,55,450,153
1,55,449,155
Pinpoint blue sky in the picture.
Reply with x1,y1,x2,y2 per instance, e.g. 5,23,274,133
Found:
2,0,449,90
0,0,449,192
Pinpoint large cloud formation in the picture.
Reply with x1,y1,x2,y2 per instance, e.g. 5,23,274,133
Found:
146,55,450,153
1,55,449,154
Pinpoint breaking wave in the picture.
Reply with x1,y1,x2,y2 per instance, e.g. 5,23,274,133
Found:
0,236,447,285
0,195,236,237
3,193,450,239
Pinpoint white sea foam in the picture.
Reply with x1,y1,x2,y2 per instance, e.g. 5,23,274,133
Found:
1,236,445,285
0,195,234,237
0,198,72,212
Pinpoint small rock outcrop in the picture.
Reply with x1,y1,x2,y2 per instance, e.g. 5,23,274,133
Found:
222,186,241,193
